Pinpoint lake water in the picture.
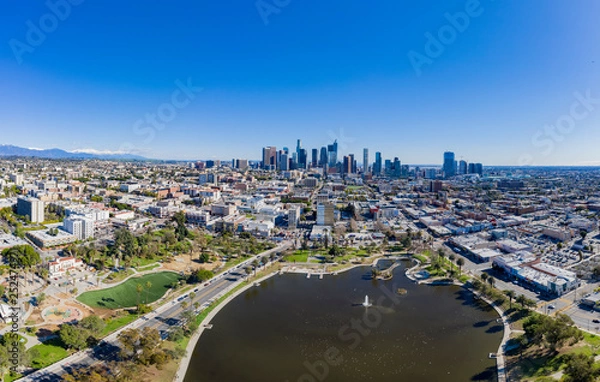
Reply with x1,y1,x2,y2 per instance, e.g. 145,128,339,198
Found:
184,262,502,382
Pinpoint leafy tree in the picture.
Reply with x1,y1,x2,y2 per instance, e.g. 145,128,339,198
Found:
172,211,189,241
79,315,106,339
563,353,598,382
168,327,185,342
192,269,213,283
199,252,210,263
59,324,88,350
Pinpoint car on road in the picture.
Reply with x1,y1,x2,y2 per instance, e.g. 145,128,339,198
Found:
593,319,600,324
204,282,209,286
548,304,556,309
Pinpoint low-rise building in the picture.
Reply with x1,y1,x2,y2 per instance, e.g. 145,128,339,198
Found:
47,256,84,277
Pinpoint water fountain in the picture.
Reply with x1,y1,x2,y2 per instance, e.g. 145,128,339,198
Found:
362,295,372,307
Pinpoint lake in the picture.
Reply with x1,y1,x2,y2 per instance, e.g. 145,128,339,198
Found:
184,262,502,382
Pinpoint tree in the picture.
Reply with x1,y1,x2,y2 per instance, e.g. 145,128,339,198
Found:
488,276,495,288
199,252,210,263
194,269,213,283
172,211,189,241
168,327,185,343
515,294,527,309
580,230,588,241
456,257,465,275
59,324,88,350
503,290,516,309
563,353,597,382
136,284,144,309
79,315,106,339
481,273,488,284
145,281,152,304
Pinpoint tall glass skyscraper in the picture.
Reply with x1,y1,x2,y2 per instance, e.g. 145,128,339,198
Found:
443,151,456,178
374,152,382,175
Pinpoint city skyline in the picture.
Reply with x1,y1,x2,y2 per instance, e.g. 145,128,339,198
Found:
1,1,599,164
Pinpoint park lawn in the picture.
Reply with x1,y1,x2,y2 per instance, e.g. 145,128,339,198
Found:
104,269,135,284
413,254,428,263
4,372,22,382
133,256,158,268
137,263,160,272
29,338,69,369
285,251,310,263
102,313,139,336
77,272,182,309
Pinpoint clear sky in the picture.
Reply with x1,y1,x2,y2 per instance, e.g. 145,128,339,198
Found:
1,0,599,165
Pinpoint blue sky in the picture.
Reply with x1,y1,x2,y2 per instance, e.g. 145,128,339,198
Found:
1,0,599,165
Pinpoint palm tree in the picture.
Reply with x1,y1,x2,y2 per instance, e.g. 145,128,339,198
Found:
504,290,516,309
515,294,526,309
144,281,152,304
136,284,143,310
456,258,465,276
488,276,495,288
481,273,488,284
449,254,456,271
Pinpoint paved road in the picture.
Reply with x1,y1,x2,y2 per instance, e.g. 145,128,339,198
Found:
21,242,290,382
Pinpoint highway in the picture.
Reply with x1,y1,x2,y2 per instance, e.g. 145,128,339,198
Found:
22,242,290,382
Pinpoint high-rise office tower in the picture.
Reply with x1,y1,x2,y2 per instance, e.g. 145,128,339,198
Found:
384,159,392,175
342,156,351,174
296,139,302,161
298,148,307,169
311,149,318,168
280,153,289,171
443,151,456,179
393,157,401,178
327,140,338,167
363,148,369,174
319,147,328,167
459,160,468,175
374,152,382,175
262,146,277,170
349,154,356,173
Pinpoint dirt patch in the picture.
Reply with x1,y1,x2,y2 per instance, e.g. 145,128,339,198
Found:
162,254,222,273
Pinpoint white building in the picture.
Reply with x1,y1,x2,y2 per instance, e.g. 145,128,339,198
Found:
63,216,94,240
47,256,84,277
288,205,302,229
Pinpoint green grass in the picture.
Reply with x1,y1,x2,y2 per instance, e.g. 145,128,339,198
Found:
413,254,428,263
285,251,310,263
77,272,182,309
103,269,135,284
102,313,139,336
28,338,69,369
4,372,22,382
132,257,158,268
136,263,160,272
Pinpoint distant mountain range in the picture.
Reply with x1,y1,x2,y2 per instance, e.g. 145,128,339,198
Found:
0,145,147,161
